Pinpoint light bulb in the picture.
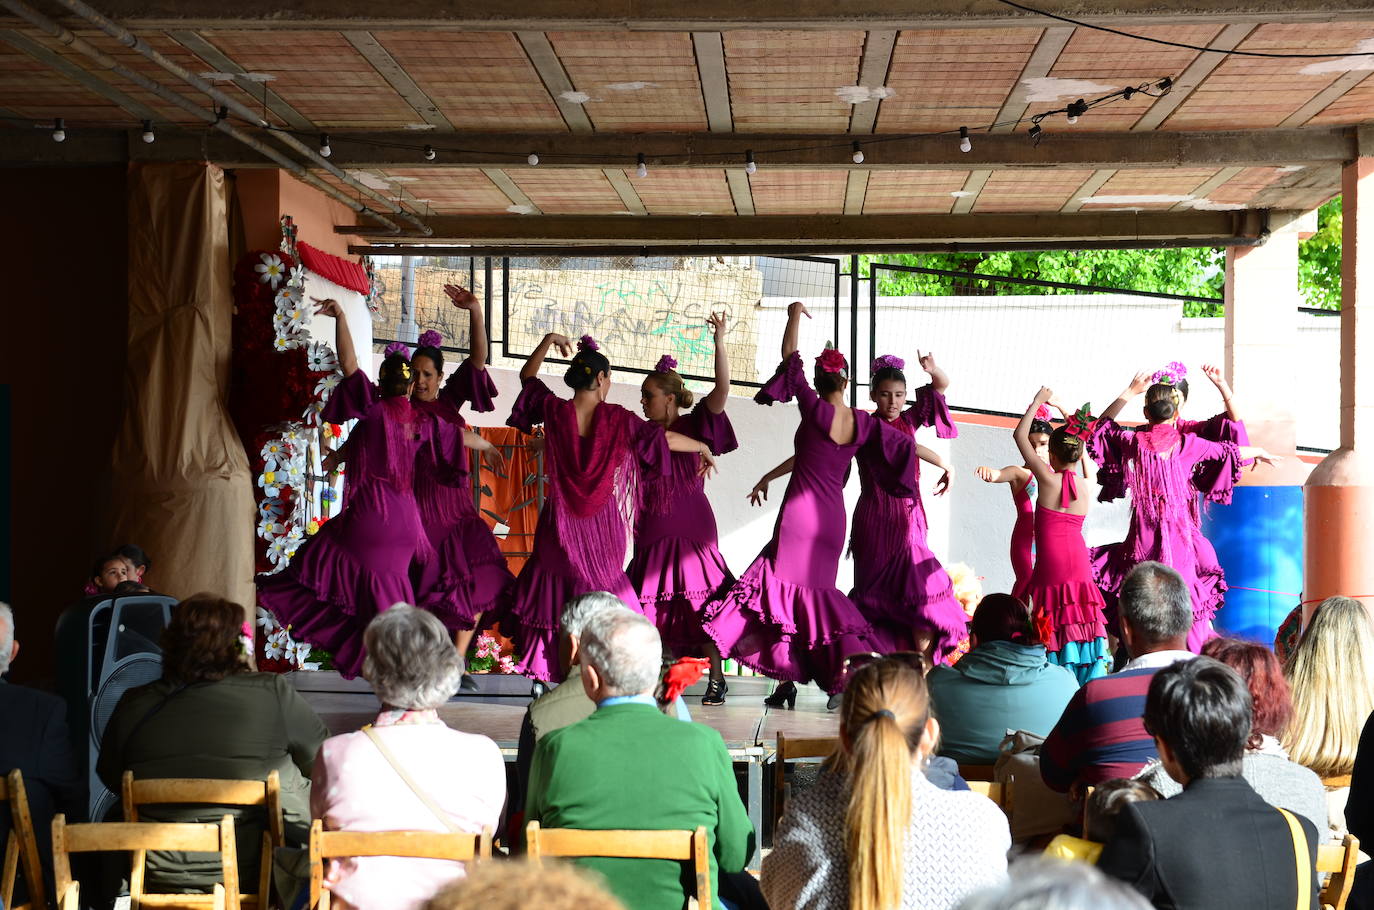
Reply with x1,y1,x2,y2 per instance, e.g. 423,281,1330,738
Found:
319,133,331,158
52,118,66,142
959,126,971,153
141,120,155,143
1066,99,1086,125
635,153,647,179
851,141,864,164
527,152,540,166
1027,124,1043,146
423,145,436,161
744,150,756,175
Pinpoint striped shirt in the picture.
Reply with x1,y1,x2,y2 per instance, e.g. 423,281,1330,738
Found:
1040,666,1165,792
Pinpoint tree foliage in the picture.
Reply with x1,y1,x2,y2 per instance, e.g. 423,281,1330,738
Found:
1297,197,1341,311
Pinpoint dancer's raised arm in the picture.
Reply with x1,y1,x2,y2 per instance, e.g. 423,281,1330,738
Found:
521,332,572,380
444,284,488,370
704,311,732,414
1201,363,1240,422
918,444,953,496
1014,388,1059,486
781,301,810,360
312,298,357,377
1098,370,1153,423
748,456,795,506
918,351,949,394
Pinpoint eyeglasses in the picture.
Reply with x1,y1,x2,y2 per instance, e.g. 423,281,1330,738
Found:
840,650,931,684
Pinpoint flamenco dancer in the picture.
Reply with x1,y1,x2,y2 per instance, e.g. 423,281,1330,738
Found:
976,404,1062,591
258,299,462,678
1090,367,1279,651
1012,390,1110,684
498,333,719,683
625,313,739,706
702,302,919,709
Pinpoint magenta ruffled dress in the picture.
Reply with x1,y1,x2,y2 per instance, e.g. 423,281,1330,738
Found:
1010,475,1037,592
1089,418,1245,652
626,406,738,653
701,352,919,694
410,361,514,631
849,390,967,662
257,371,454,679
495,377,671,683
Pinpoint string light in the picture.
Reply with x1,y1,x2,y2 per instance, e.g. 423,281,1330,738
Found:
140,120,155,143
1066,99,1086,124
959,126,972,153
423,145,436,160
215,105,228,122
1027,123,1043,145
744,149,757,175
319,133,332,158
527,152,540,166
51,117,65,142
851,141,865,164
635,152,647,178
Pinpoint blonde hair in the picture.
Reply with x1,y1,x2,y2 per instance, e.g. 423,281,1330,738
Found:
425,859,624,910
837,660,930,910
647,370,694,409
1283,596,1374,778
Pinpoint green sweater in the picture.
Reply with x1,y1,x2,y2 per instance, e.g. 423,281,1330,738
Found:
526,703,754,910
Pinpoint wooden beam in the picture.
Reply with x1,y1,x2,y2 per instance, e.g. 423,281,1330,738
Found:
516,31,593,134
952,170,992,214
1132,23,1254,131
990,26,1074,134
1171,166,1244,210
480,168,541,213
725,169,754,216
1281,70,1374,128
1061,169,1116,212
335,210,1263,244
692,32,732,133
849,29,897,135
342,31,454,129
843,170,870,215
0,28,161,122
168,30,314,131
602,167,648,214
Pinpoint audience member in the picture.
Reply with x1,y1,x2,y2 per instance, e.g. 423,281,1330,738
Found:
88,552,134,595
526,610,754,910
97,594,328,892
0,602,83,905
955,857,1151,910
1041,562,1194,792
1284,595,1374,836
425,859,625,910
112,580,152,596
1098,657,1320,909
1044,778,1160,864
763,658,1009,910
1344,710,1374,908
928,593,1078,763
116,543,151,583
312,605,504,910
1137,637,1327,835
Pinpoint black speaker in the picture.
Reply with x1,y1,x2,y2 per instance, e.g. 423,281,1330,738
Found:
55,595,175,821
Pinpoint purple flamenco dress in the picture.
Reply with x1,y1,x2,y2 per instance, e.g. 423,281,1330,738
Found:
626,406,739,653
702,352,919,695
496,377,671,683
1088,419,1245,652
257,371,448,678
410,361,515,631
849,388,967,662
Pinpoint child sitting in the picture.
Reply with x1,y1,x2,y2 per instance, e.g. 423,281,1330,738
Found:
1045,778,1161,864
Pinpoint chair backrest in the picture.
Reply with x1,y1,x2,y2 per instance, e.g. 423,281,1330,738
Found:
1,770,47,910
1317,833,1360,910
52,813,239,910
123,771,282,908
525,821,711,909
307,819,492,910
968,780,1014,818
772,734,839,826
958,763,997,782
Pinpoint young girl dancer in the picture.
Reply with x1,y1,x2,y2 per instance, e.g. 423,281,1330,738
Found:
976,405,1057,591
498,333,718,683
1090,368,1279,650
702,302,918,708
626,313,738,705
1013,389,1110,684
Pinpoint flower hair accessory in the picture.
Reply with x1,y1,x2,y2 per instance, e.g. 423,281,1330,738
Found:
578,335,599,353
238,621,254,660
384,341,411,359
1034,404,1052,422
655,354,678,373
871,354,905,373
1152,361,1187,386
417,329,443,348
1064,403,1096,441
817,348,848,377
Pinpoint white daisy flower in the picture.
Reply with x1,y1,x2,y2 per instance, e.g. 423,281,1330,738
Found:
286,265,305,287
256,606,279,634
306,343,339,373
301,399,325,427
314,372,341,399
273,333,300,352
260,439,291,463
264,627,290,660
275,284,303,308
257,515,285,540
256,253,286,289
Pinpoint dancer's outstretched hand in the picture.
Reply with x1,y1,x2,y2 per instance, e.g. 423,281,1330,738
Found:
444,284,479,311
787,301,811,320
697,450,718,479
975,465,996,483
919,350,937,374
1125,370,1153,397
748,478,770,506
707,310,729,340
480,446,507,476
545,333,573,357
1033,386,1055,405
933,469,953,496
311,297,343,318
1201,363,1233,396
1251,449,1284,468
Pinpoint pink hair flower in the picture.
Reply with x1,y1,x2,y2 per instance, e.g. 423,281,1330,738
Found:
871,354,905,373
1152,360,1188,386
1034,404,1052,422
578,335,599,352
655,354,678,373
384,341,411,359
816,348,848,375
417,329,443,348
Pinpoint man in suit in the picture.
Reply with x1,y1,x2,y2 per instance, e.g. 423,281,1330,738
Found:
1098,656,1320,909
526,609,755,910
0,602,84,905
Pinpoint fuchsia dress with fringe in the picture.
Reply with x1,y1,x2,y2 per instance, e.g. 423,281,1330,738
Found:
257,371,459,679
496,377,671,683
849,390,967,662
701,352,919,694
409,361,514,631
625,406,738,653
1088,418,1245,652
1014,470,1110,685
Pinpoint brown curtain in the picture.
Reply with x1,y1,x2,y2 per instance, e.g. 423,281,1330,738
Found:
108,162,256,611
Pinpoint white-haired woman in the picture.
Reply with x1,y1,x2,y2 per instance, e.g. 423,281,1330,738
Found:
311,606,505,910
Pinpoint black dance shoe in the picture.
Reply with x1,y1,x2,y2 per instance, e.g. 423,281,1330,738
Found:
764,681,798,709
702,677,728,706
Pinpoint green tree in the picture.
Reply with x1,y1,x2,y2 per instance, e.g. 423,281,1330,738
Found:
1298,197,1341,310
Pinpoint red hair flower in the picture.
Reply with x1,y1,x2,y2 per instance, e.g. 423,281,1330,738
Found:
1064,402,1096,441
817,348,848,375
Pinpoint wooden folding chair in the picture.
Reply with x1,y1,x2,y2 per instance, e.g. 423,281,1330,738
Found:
525,821,711,909
307,819,492,910
771,734,839,827
123,771,283,910
2,769,46,910
52,813,240,910
968,780,1014,819
958,764,997,782
1318,833,1360,910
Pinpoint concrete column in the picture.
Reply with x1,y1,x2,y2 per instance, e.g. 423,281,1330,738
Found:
1304,148,1374,618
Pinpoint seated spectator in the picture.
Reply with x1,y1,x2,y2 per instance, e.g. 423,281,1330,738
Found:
313,605,504,910
113,580,152,596
955,857,1150,910
98,594,328,892
0,602,83,905
426,859,625,910
1041,562,1194,793
1137,637,1327,835
1284,595,1374,836
116,543,151,584
1044,778,1160,864
928,593,1078,763
763,658,1009,910
526,610,753,910
88,552,134,595
1098,657,1320,909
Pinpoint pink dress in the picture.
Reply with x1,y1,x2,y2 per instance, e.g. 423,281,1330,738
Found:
849,390,966,661
1089,420,1244,652
1011,475,1036,592
410,362,514,630
626,406,738,653
1014,470,1109,684
497,378,671,682
701,353,918,694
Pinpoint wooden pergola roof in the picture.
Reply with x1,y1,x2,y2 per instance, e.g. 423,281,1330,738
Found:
3,0,1372,248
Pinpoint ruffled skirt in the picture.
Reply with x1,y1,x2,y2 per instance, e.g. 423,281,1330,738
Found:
850,546,968,662
626,536,735,652
412,516,515,631
1092,538,1224,653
